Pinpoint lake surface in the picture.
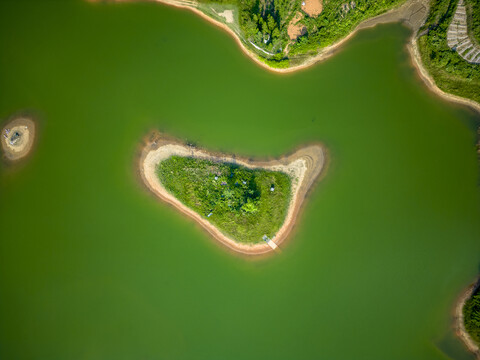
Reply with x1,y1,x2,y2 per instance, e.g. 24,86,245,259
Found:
1,1,479,359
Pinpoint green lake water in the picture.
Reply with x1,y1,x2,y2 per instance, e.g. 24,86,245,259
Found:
1,1,480,359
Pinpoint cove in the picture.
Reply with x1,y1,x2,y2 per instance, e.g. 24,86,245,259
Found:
0,1,479,359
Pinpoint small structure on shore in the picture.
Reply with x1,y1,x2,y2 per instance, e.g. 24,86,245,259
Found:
9,131,22,145
262,234,278,250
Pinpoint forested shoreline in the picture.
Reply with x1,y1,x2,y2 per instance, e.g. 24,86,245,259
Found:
198,0,405,67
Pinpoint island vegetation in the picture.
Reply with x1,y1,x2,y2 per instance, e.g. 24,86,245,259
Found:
140,135,325,254
418,0,480,104
157,156,291,243
464,286,480,345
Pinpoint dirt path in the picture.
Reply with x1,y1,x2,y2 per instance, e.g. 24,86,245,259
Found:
454,278,480,359
302,0,323,18
287,12,306,41
138,132,326,256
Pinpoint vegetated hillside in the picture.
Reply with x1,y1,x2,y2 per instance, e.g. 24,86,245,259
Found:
287,0,404,55
157,156,291,243
198,0,405,67
418,0,480,104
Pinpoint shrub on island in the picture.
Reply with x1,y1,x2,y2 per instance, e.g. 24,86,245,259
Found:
157,156,291,244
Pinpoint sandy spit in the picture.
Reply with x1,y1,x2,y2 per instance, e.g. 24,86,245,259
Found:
453,277,480,359
138,132,326,255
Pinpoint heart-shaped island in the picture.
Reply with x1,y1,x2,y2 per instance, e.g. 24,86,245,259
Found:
139,132,327,255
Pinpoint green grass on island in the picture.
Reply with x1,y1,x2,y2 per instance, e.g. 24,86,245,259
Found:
418,0,480,104
157,156,292,244
464,286,480,345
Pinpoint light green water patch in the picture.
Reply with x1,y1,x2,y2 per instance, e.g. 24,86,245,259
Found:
0,1,479,359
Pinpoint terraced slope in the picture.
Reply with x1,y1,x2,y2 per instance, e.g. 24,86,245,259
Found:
447,0,480,64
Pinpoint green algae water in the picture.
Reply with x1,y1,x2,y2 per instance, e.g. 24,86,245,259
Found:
1,1,480,359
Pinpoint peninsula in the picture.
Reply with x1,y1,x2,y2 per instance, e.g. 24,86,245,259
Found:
139,133,326,255
1,117,36,162
89,0,480,124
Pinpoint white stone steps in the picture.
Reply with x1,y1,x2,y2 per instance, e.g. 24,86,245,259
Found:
447,0,480,64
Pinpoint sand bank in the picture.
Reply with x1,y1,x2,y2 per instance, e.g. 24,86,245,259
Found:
139,133,326,255
1,117,36,161
454,278,480,359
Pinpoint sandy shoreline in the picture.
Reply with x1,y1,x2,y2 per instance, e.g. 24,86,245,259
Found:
139,132,326,255
454,278,480,359
1,117,36,162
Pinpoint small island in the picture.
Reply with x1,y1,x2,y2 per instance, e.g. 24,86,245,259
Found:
1,117,36,162
139,133,326,255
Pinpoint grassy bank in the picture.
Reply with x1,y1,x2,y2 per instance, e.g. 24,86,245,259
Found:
464,285,480,345
417,0,480,104
157,156,291,243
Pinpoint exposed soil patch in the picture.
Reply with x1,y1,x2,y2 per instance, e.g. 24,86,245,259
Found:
302,0,323,17
288,12,306,40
